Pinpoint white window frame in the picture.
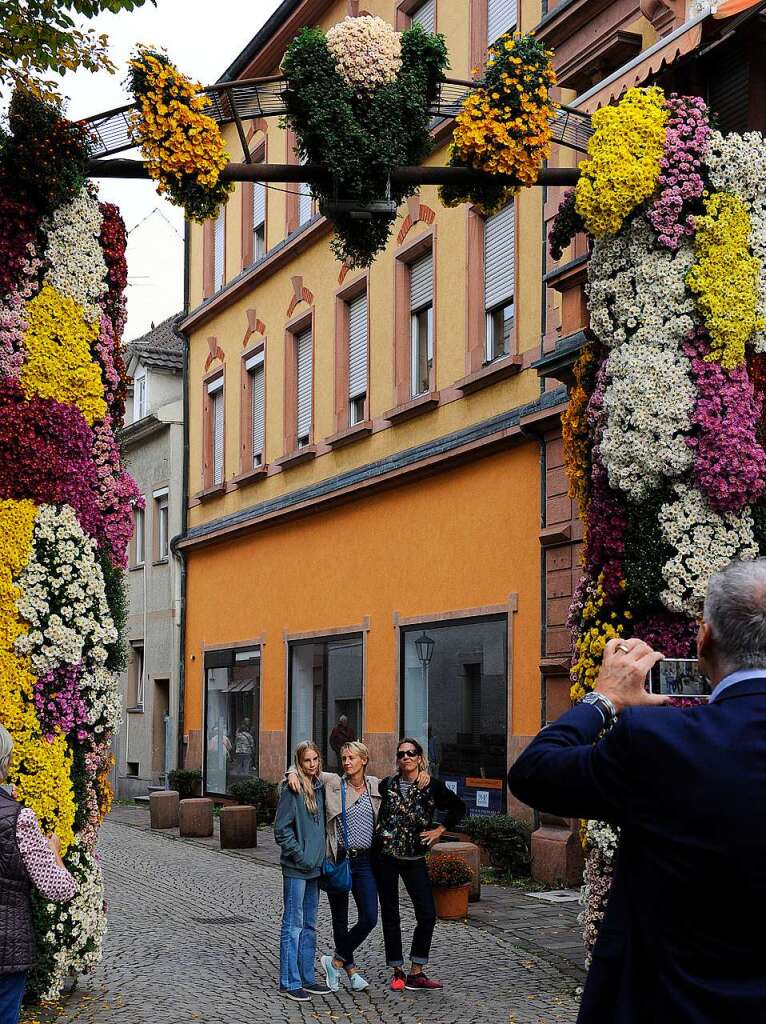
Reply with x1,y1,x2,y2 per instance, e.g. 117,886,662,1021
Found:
483,202,515,363
208,376,225,486
347,291,368,426
134,371,147,421
409,251,434,398
245,350,266,467
134,505,145,566
213,208,225,291
252,179,266,262
298,155,313,228
153,488,169,561
133,644,145,709
296,328,313,448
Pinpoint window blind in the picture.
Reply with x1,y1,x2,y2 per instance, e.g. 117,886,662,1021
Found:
412,0,436,33
484,201,515,311
252,181,266,232
213,209,225,290
298,155,312,226
212,389,224,484
347,292,368,401
410,251,433,312
487,0,517,44
250,362,265,463
296,328,313,441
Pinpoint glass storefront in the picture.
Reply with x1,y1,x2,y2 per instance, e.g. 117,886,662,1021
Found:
204,646,260,794
401,616,507,816
288,635,363,771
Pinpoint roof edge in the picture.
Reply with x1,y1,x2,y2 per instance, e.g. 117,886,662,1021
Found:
217,0,303,82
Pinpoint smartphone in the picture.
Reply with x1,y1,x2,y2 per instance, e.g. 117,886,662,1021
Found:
649,658,711,699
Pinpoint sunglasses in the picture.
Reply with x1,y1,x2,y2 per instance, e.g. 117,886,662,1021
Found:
396,749,419,759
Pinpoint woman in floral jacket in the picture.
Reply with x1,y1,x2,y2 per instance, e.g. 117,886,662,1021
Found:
373,737,465,993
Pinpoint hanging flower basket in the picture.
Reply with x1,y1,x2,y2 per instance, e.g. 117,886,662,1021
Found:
281,16,448,268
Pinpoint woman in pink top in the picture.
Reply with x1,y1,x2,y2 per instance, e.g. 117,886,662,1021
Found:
0,724,77,1024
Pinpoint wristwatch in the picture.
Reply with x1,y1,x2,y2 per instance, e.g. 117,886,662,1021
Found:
580,690,618,727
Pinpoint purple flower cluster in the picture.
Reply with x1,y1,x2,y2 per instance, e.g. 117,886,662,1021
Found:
33,664,91,742
684,328,766,513
647,95,711,251
632,611,698,657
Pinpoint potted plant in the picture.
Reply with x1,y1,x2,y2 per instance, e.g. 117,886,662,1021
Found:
427,854,472,920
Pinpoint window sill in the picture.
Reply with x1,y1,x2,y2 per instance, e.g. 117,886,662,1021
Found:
152,557,169,566
126,706,145,715
383,391,440,424
231,465,269,487
326,420,373,450
129,563,145,572
455,355,523,395
194,483,227,503
274,445,318,469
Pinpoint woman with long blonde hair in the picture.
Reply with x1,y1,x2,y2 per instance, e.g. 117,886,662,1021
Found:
274,741,332,1002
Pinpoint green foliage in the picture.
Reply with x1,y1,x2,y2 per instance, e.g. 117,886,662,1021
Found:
427,853,473,887
99,551,127,673
752,496,766,555
70,745,89,833
282,23,448,267
623,489,673,613
458,814,531,877
229,776,279,824
0,0,153,100
168,769,202,800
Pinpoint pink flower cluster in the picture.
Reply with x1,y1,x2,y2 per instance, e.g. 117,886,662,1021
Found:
91,414,144,567
33,664,91,742
0,293,27,380
684,328,766,512
93,315,124,419
632,611,698,657
647,95,710,251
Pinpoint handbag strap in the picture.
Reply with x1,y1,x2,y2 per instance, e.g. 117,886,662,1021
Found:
340,779,350,850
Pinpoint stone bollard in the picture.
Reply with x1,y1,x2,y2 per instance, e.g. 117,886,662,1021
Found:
179,797,214,838
430,841,482,902
150,790,180,830
220,805,258,849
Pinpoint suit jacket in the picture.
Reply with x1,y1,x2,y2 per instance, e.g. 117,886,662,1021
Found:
508,677,766,1024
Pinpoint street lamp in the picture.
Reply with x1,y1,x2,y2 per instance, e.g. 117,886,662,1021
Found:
414,632,435,667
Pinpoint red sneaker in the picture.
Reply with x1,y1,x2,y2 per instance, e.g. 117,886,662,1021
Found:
405,972,443,991
390,969,406,991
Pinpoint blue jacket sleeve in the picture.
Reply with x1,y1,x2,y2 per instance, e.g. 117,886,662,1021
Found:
508,703,633,826
273,786,304,866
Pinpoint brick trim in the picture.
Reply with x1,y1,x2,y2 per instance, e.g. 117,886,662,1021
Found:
470,0,489,73
204,335,226,373
396,195,437,246
286,274,315,318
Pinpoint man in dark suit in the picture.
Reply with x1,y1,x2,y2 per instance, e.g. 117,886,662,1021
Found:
509,558,766,1023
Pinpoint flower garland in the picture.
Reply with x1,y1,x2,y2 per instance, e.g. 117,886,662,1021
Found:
326,16,402,94
580,820,619,965
440,34,556,214
127,47,233,222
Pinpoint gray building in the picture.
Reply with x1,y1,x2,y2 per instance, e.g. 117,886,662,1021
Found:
116,314,184,799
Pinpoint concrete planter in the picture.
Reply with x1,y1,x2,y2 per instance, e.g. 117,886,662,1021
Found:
432,883,470,920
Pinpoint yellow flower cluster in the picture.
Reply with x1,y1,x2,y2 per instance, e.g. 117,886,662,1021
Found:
570,577,631,701
575,87,669,238
0,500,75,854
562,346,595,521
686,191,765,370
444,34,556,213
129,48,233,222
20,285,106,426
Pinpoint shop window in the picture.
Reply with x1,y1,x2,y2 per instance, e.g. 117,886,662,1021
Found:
484,201,515,362
401,616,507,816
204,647,261,795
288,636,363,772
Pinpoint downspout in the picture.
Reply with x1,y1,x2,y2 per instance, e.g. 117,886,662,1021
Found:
171,215,191,772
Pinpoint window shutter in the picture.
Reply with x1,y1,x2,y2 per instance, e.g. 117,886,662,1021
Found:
410,251,433,312
412,0,436,33
348,293,368,401
487,0,517,44
484,202,515,311
708,41,749,136
251,363,265,463
212,389,224,484
298,155,312,226
214,209,225,290
296,328,313,441
252,181,266,231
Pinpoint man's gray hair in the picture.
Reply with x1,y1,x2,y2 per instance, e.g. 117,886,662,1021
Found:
704,558,766,672
0,724,14,781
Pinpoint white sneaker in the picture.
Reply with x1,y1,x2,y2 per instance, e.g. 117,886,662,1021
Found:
320,954,340,992
349,972,369,991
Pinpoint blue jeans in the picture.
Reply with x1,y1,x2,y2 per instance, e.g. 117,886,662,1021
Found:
327,851,378,967
0,972,26,1024
279,875,319,991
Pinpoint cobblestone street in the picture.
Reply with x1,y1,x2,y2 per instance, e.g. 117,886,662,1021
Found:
31,816,583,1024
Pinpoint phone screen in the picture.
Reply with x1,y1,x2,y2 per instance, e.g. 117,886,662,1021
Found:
649,658,711,699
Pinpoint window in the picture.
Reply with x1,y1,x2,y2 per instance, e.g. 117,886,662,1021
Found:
208,376,225,486
133,506,145,566
213,207,225,291
347,291,368,425
401,617,507,816
296,327,313,447
246,350,266,467
205,647,261,795
289,636,363,771
252,178,266,261
487,0,517,44
484,202,515,362
412,0,435,32
409,251,434,397
134,371,147,420
128,643,145,709
154,489,169,560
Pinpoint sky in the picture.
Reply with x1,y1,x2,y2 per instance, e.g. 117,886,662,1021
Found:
55,0,284,341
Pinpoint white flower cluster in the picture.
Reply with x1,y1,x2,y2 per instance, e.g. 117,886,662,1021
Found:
36,842,107,1000
600,342,694,499
15,504,117,674
588,217,697,351
44,191,107,324
707,131,766,353
579,820,620,968
81,666,123,736
326,16,402,95
658,484,758,616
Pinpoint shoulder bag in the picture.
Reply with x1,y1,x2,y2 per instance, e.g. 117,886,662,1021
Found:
319,780,352,893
